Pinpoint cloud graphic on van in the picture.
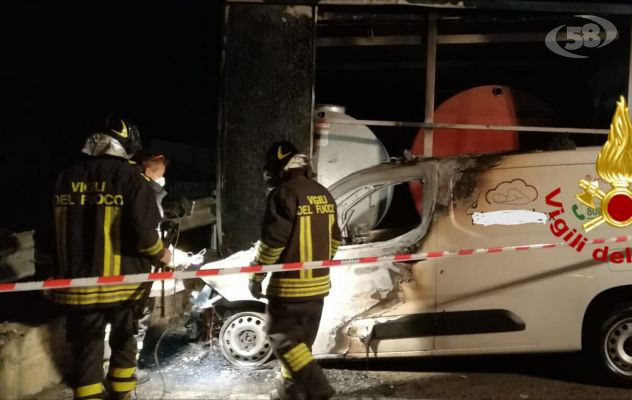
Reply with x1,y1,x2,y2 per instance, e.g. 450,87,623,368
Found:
485,179,539,205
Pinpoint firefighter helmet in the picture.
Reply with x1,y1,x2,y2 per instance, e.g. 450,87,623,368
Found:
264,141,299,179
104,114,142,157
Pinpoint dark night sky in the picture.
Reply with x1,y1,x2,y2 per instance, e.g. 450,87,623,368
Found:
1,1,223,231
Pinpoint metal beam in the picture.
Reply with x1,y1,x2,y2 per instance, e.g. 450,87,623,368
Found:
469,0,632,15
316,31,619,47
439,31,618,45
229,1,632,15
423,12,437,157
317,58,565,71
317,11,426,23
227,0,465,8
323,118,610,135
317,35,422,47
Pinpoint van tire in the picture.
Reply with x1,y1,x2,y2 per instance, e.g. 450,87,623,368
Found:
218,311,273,369
587,302,632,387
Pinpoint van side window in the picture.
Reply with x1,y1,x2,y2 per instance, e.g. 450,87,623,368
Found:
339,181,422,245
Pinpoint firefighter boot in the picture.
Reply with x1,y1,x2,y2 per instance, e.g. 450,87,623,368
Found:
308,385,336,400
105,391,134,400
104,379,135,400
270,375,307,400
305,369,336,400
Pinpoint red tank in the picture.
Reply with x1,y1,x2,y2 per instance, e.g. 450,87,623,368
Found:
410,85,552,214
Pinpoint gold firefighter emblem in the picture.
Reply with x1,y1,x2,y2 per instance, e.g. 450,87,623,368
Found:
577,96,632,231
111,120,129,138
277,146,291,160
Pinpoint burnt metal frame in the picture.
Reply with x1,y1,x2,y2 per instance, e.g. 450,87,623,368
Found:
423,12,436,157
320,119,610,135
314,11,632,156
316,31,619,47
227,1,632,15
220,2,632,159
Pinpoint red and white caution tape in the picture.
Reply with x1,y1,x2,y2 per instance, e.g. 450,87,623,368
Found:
2,235,631,293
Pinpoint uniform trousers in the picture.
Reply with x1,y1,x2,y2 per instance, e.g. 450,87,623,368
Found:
266,298,334,400
65,303,139,400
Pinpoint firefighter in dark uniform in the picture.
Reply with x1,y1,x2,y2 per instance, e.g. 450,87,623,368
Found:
249,141,341,400
36,117,171,400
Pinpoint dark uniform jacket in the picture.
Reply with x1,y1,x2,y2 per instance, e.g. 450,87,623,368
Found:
255,167,341,301
39,155,165,307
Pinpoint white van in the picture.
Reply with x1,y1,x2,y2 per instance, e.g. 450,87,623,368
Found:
202,146,632,386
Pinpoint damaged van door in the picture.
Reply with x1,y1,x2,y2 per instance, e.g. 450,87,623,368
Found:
317,155,496,358
312,158,442,358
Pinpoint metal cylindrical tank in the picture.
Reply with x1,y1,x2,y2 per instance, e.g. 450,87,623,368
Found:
313,105,392,235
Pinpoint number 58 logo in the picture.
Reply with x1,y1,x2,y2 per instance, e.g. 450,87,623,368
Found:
545,16,617,58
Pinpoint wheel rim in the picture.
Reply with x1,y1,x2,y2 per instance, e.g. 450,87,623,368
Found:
604,317,632,376
219,311,272,368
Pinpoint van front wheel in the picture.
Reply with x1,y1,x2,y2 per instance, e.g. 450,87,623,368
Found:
589,304,632,386
219,311,273,368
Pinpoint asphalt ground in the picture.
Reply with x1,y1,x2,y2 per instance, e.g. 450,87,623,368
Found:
27,326,632,400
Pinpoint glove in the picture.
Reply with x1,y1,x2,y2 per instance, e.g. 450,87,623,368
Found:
166,247,206,269
249,274,265,299
188,249,206,266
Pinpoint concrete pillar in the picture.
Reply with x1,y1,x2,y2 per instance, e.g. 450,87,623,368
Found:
217,3,316,254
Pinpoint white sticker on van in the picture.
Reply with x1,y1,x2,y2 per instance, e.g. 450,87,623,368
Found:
472,210,548,226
